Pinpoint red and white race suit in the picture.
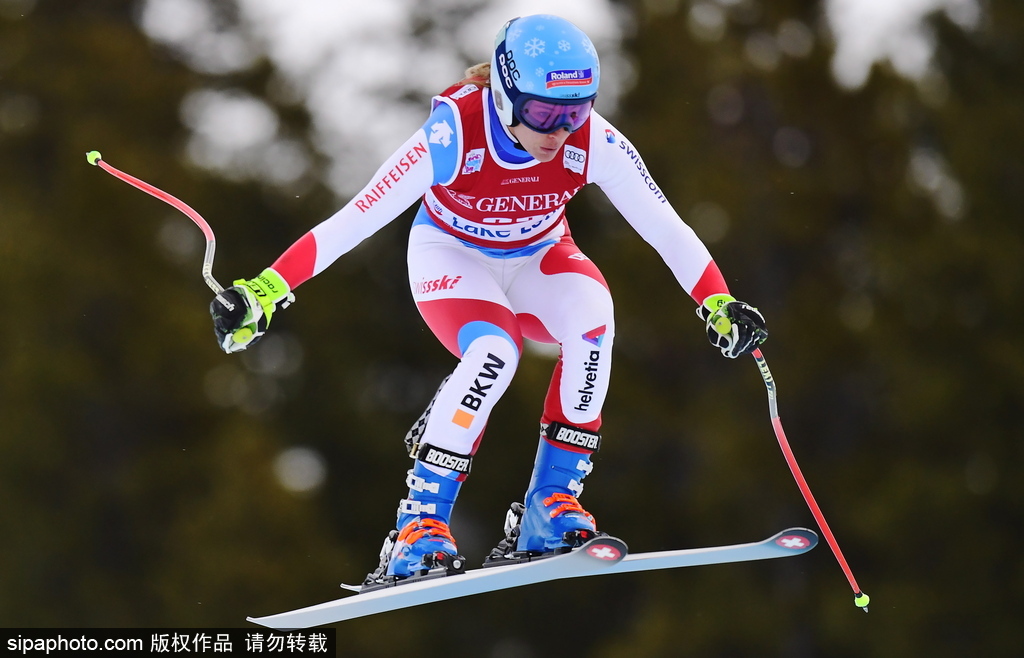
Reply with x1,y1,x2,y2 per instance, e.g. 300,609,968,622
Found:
268,82,729,471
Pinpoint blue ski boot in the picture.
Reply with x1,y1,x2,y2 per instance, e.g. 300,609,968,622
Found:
486,422,602,564
363,449,469,589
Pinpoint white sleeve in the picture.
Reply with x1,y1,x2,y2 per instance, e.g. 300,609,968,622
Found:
308,129,434,276
586,113,716,295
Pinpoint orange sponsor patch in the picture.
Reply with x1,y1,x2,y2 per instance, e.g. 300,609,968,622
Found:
451,409,474,429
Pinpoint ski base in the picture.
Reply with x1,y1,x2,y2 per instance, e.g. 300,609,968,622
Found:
247,528,816,630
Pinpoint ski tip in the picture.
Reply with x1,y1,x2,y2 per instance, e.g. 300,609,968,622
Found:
86,150,102,165
247,615,298,630
854,591,870,612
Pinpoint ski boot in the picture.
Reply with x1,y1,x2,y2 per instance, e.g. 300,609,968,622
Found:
485,422,602,565
362,451,469,590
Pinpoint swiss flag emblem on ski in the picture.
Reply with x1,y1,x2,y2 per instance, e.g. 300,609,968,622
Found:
587,543,623,560
775,534,813,550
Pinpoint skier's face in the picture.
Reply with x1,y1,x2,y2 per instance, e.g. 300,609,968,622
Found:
509,124,571,162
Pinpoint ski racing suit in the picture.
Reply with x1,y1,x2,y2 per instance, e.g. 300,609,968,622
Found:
271,81,729,459
267,81,732,566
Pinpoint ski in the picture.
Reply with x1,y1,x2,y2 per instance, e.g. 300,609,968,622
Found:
247,528,816,630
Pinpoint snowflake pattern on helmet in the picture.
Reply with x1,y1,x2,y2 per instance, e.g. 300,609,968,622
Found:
490,14,601,127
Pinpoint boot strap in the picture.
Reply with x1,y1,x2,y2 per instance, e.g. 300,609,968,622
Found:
398,499,437,516
413,443,473,474
544,421,601,452
405,470,441,494
397,518,457,546
542,493,596,524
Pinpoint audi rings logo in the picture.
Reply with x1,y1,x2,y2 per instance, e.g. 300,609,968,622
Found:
563,145,586,174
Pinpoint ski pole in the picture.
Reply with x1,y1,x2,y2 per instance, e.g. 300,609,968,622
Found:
85,150,234,311
750,348,870,612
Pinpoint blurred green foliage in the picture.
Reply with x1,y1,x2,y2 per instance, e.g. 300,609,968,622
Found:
1,1,1022,656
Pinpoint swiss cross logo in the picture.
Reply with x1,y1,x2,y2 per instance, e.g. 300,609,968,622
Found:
429,121,454,147
588,544,622,561
776,535,810,550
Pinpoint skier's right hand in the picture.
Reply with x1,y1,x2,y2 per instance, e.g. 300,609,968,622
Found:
210,268,295,353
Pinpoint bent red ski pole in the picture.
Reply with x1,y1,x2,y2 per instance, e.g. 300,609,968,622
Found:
751,348,869,612
86,150,234,311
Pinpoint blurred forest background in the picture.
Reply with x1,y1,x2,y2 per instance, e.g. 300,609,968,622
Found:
2,0,1022,656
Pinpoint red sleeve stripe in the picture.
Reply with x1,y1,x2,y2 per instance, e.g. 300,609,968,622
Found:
689,260,730,304
271,232,318,289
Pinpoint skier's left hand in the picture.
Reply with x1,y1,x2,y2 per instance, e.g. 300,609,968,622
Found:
697,294,768,358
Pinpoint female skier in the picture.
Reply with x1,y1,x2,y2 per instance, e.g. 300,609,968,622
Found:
211,14,767,586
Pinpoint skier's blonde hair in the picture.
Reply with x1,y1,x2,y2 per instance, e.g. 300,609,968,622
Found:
461,62,491,87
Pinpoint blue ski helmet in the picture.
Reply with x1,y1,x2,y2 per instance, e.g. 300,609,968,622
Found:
490,15,600,133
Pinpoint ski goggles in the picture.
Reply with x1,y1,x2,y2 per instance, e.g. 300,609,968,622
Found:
515,97,595,134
